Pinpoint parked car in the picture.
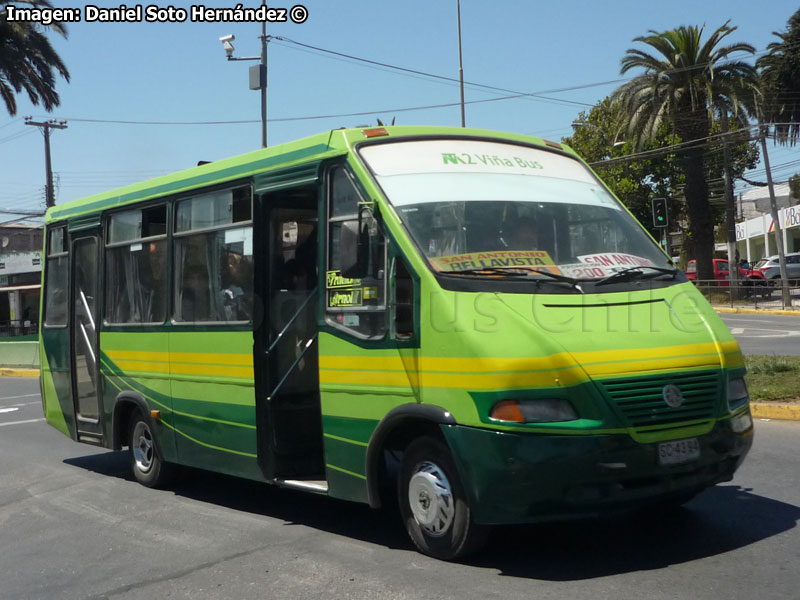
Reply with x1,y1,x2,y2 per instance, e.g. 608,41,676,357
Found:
685,258,767,285
753,253,800,283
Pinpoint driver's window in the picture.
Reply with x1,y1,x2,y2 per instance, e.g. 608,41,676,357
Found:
325,165,387,339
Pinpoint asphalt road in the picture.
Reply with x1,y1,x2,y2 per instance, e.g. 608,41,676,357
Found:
1,376,799,600
720,312,800,355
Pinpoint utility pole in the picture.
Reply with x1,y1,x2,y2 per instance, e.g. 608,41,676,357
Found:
720,110,738,288
24,117,67,208
759,121,791,306
457,0,465,127
259,10,268,148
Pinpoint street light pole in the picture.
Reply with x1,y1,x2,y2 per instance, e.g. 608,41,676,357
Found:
457,0,465,128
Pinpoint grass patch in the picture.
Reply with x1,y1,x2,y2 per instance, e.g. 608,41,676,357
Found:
744,355,800,401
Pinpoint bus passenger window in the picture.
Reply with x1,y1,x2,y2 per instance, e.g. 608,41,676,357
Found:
326,166,386,339
105,205,168,325
173,187,254,324
44,225,69,327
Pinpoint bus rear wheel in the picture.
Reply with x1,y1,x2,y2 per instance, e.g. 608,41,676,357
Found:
398,437,488,560
128,412,174,488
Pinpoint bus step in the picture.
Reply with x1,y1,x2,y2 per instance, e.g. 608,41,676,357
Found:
77,432,104,446
276,479,328,494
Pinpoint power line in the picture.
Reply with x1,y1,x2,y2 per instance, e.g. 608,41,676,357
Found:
271,36,596,109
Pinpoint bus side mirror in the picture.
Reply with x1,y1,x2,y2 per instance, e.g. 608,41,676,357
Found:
340,205,378,279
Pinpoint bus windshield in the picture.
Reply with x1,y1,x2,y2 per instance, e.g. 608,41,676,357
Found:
360,139,673,280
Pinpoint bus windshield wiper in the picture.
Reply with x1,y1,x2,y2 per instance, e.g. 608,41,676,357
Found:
442,266,584,292
592,266,677,286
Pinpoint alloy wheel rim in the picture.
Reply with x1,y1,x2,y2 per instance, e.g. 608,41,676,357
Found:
132,421,154,473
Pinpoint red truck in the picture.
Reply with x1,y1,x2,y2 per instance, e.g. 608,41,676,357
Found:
685,258,770,294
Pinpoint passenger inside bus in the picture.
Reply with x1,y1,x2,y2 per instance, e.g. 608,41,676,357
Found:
180,264,212,321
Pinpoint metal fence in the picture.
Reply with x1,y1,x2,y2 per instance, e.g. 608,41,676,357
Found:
692,279,800,310
0,320,39,338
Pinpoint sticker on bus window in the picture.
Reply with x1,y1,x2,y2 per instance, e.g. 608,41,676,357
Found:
577,253,655,269
328,288,363,308
430,250,558,273
326,270,361,289
343,314,360,327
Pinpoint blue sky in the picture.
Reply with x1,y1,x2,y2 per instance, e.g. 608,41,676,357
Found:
1,0,798,218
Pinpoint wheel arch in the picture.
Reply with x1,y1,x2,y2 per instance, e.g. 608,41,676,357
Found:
365,403,457,509
111,392,154,451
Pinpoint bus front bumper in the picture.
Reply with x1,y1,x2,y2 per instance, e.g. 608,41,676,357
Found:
441,416,753,525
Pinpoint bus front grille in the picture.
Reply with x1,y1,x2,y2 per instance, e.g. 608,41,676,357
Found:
597,370,721,428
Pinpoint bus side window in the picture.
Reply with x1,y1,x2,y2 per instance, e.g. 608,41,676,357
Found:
326,166,387,339
173,187,254,324
44,225,69,327
105,205,168,325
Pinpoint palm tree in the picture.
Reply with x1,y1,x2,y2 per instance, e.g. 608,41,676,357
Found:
0,0,70,116
757,8,800,145
613,22,756,280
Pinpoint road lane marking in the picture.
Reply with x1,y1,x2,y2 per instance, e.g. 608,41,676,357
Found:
0,418,45,427
0,393,39,401
0,407,20,414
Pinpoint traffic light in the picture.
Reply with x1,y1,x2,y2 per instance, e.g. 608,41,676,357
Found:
651,197,668,228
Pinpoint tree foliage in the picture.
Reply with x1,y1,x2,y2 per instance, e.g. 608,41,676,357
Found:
562,97,684,237
0,1,70,116
564,97,759,253
610,22,758,280
790,173,800,200
757,8,800,145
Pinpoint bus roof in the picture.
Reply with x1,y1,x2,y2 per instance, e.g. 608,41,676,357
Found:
45,126,574,223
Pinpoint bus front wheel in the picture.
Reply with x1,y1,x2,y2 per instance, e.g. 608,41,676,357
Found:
128,413,174,488
398,436,488,560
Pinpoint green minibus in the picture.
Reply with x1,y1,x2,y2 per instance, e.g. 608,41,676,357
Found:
39,126,753,560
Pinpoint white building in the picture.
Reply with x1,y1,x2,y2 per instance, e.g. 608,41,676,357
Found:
734,185,800,262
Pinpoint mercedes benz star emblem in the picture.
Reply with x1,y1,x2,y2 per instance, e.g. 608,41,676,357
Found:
662,384,684,408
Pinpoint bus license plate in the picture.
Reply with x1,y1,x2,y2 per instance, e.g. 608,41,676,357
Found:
658,438,700,465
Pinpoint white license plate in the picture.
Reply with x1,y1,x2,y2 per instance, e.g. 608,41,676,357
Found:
658,438,701,465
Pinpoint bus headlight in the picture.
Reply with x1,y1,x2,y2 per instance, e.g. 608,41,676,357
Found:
727,377,750,412
490,399,579,423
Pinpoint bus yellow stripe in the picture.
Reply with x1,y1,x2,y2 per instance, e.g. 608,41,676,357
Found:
105,349,252,367
169,363,253,378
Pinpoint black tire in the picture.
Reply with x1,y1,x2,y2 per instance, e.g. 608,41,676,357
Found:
398,436,488,560
128,412,175,488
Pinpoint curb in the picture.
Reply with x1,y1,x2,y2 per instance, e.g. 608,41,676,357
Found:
715,307,800,316
0,368,39,378
751,401,800,421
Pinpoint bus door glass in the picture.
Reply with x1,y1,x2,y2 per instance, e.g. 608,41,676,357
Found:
71,234,103,439
255,186,323,479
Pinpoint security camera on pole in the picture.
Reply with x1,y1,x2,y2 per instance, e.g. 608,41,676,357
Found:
219,0,270,148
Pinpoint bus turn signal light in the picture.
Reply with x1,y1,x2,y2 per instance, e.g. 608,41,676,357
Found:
150,410,161,420
490,400,525,423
